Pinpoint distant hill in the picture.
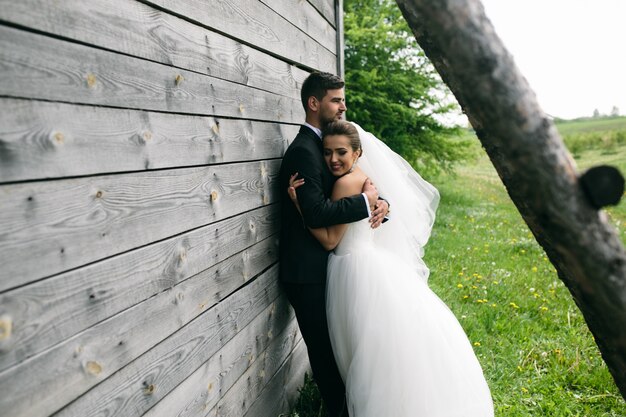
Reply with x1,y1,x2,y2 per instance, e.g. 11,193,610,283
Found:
554,116,626,135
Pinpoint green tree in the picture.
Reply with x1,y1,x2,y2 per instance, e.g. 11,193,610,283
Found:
344,0,469,175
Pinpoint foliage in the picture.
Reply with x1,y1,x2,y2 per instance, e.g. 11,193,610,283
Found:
553,116,626,157
343,0,470,176
284,373,325,417
288,139,626,417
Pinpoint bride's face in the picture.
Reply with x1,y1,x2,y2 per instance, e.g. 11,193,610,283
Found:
323,134,359,176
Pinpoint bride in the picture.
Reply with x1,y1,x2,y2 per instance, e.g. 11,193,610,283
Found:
288,120,494,416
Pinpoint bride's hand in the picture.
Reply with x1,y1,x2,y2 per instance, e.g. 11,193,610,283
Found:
288,173,305,207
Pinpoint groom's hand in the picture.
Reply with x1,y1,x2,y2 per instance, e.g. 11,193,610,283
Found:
362,178,379,209
370,199,389,229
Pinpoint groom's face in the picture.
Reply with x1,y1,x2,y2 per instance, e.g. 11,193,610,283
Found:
318,88,346,126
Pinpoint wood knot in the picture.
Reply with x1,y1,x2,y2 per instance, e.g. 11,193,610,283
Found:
579,165,625,209
210,191,218,201
207,382,213,392
175,74,184,86
239,104,245,113
86,73,97,88
95,191,103,198
85,361,102,375
144,383,156,394
0,315,13,341
53,132,64,144
143,130,152,141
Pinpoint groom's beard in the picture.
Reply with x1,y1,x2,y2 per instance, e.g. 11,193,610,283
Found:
320,112,344,128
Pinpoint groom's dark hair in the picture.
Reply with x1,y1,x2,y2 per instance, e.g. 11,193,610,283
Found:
301,72,345,111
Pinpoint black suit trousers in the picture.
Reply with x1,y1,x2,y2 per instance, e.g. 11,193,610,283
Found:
282,282,349,417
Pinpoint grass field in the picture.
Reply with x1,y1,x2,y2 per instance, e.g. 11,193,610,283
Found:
287,119,626,417
555,118,626,157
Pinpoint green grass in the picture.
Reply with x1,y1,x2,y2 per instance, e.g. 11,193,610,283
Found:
288,129,626,417
562,129,626,158
555,117,626,135
426,152,626,416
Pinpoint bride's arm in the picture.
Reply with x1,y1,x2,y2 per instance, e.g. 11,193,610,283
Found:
289,174,365,250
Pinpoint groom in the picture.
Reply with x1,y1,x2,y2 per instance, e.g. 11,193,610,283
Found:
278,72,389,416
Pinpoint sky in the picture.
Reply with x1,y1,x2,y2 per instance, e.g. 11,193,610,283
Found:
475,0,626,120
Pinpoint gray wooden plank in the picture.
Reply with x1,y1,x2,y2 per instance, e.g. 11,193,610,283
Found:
235,340,310,417
0,159,280,292
0,99,297,183
142,0,335,72
53,267,283,417
0,0,309,99
307,0,337,27
0,25,303,123
258,0,336,53
0,209,278,373
0,265,282,417
208,339,308,417
143,308,300,417
242,345,309,417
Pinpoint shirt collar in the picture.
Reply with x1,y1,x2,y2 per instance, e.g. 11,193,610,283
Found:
304,122,322,139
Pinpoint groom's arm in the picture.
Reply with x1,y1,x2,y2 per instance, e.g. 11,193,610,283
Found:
288,147,370,228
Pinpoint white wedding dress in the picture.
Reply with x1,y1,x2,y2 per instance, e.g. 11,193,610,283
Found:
325,124,494,416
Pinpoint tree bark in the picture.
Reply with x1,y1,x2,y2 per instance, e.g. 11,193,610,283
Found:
395,0,626,399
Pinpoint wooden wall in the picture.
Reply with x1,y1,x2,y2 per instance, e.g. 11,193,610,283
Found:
0,1,341,415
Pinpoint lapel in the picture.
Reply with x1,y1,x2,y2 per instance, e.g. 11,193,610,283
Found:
298,125,334,194
298,125,323,152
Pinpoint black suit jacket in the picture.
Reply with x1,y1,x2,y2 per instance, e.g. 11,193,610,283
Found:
279,126,369,285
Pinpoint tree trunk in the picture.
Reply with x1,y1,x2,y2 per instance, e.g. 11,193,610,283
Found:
395,0,626,399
